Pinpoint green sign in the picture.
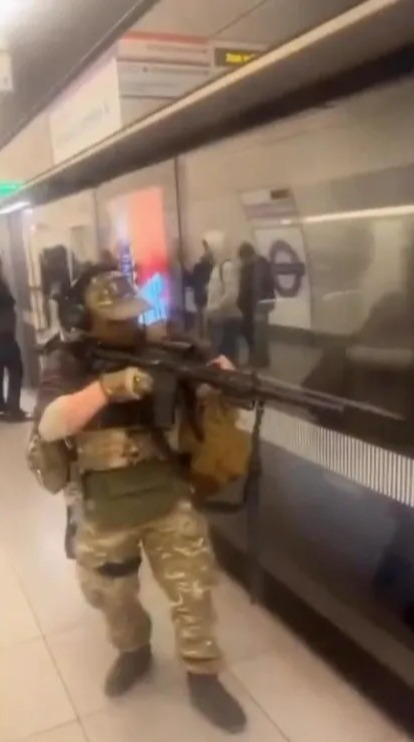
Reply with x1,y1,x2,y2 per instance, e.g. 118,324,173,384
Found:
0,181,23,198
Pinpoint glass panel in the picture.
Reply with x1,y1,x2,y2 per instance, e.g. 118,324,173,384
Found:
24,192,99,343
176,75,414,682
95,160,184,327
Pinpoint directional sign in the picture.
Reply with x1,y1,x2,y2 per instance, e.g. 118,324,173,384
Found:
213,46,259,68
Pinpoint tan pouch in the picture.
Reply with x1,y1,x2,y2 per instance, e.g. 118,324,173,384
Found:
27,431,70,494
179,395,251,498
75,428,158,472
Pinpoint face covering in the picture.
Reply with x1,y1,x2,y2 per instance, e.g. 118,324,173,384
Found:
89,316,144,348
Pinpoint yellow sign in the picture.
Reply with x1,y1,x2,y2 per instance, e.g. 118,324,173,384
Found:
214,47,258,68
225,51,255,66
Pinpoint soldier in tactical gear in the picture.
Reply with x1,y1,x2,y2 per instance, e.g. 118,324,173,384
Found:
28,265,246,734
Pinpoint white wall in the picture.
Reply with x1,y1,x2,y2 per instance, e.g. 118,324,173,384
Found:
0,113,53,183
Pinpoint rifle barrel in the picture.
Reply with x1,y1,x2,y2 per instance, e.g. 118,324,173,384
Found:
93,347,403,422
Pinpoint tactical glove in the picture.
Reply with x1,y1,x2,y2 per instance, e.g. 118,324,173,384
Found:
100,367,153,402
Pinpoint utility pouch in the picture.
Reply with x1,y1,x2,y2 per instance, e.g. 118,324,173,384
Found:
27,431,70,494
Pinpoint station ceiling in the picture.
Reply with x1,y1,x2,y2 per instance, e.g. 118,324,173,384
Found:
0,0,160,149
0,0,361,150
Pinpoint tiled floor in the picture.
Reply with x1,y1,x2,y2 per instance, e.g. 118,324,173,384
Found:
0,420,409,742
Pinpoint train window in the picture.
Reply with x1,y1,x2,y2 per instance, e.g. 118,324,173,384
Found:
174,79,414,672
96,161,184,327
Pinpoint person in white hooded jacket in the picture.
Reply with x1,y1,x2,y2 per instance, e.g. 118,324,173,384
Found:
204,230,240,362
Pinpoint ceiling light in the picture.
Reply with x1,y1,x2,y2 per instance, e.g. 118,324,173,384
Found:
0,201,31,215
0,0,20,29
301,204,414,225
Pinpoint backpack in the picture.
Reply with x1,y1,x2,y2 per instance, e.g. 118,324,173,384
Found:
256,256,275,302
192,258,212,307
238,256,275,314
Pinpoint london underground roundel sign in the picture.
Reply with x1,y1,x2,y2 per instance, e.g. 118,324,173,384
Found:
269,240,305,298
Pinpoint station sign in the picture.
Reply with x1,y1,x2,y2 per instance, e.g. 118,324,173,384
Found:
213,46,259,69
118,59,211,100
47,33,265,165
241,188,312,330
117,31,212,101
118,32,211,67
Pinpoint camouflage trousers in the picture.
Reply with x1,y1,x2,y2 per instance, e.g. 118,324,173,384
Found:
76,499,223,674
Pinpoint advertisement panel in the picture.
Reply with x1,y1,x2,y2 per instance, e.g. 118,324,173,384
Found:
107,187,171,326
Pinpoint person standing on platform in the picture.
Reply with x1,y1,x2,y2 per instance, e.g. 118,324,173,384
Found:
27,265,247,734
238,242,275,368
0,256,27,421
190,238,214,337
204,231,241,363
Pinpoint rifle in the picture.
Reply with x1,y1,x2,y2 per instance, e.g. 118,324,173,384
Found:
90,339,403,602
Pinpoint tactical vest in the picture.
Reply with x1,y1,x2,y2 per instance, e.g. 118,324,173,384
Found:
67,343,191,529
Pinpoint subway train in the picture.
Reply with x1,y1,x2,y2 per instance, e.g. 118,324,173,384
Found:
198,74,414,720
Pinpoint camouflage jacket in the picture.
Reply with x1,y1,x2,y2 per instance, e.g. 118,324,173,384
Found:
30,338,198,529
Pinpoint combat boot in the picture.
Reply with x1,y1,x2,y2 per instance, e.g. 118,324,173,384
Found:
187,673,247,733
104,644,152,697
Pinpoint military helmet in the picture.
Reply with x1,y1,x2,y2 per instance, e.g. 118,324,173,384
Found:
58,264,149,336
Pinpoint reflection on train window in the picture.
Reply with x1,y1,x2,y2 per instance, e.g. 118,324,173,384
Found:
107,187,170,325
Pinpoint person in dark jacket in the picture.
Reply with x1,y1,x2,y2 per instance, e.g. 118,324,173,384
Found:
0,258,26,421
191,239,214,337
238,242,275,368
